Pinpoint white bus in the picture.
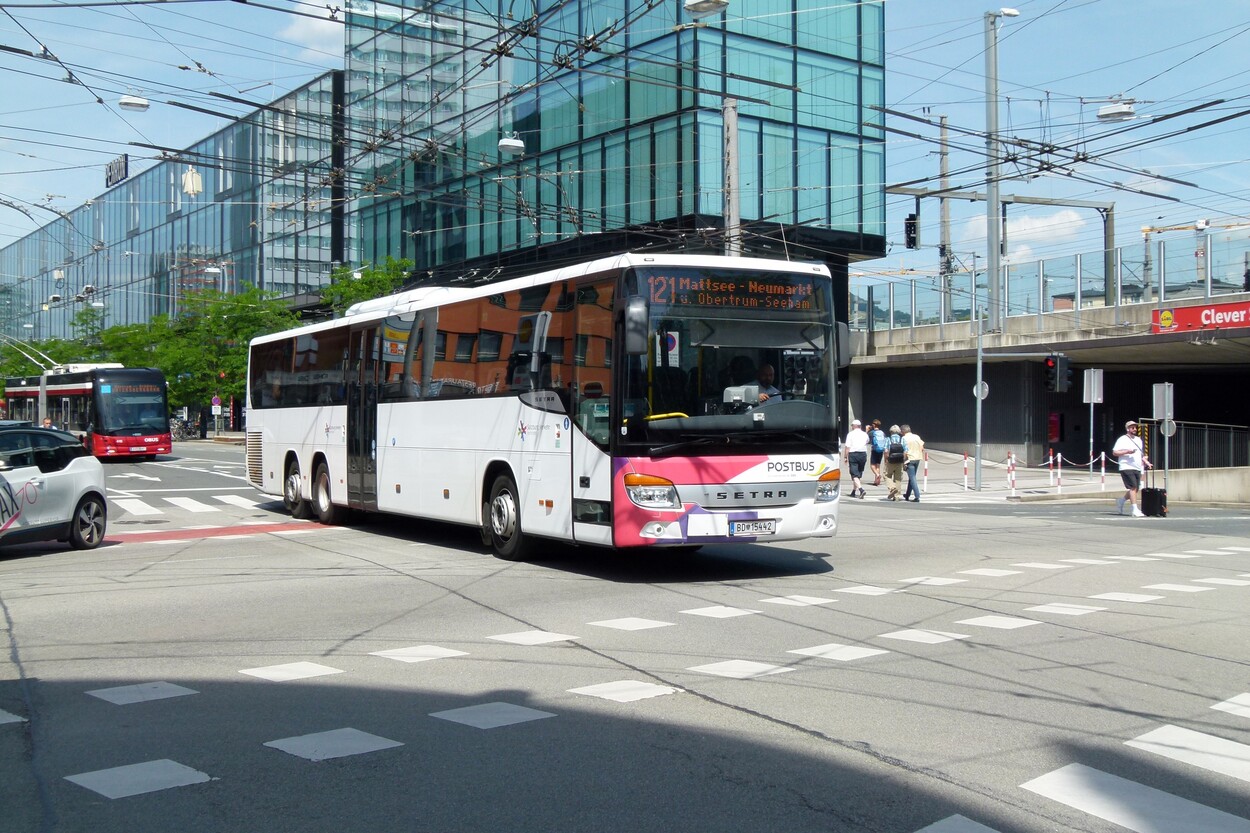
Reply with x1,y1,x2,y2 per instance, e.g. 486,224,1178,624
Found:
246,253,849,559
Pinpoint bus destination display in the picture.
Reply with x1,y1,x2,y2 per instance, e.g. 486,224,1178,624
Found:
645,270,820,311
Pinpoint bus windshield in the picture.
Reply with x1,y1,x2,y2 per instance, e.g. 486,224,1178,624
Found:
94,374,169,435
617,265,836,456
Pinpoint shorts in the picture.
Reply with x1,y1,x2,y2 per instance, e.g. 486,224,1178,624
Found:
1119,470,1141,490
848,451,867,479
870,449,884,465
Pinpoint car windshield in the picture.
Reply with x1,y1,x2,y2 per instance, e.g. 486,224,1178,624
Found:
615,265,836,456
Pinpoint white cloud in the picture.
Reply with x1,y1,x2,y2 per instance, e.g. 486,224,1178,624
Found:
278,18,344,62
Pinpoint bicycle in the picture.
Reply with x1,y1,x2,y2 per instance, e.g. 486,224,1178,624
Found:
169,417,193,442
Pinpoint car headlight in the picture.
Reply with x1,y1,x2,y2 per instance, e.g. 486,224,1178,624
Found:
623,473,681,510
815,469,841,502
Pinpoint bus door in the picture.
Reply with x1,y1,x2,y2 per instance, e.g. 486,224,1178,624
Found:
346,326,379,511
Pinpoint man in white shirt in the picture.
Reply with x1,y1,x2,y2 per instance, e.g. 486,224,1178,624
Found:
1112,420,1152,517
842,419,870,499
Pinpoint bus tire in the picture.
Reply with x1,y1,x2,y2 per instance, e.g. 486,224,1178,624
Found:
69,495,107,550
312,462,344,525
284,460,312,519
487,474,529,561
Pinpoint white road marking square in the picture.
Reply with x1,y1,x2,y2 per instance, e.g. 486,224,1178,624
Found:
1221,546,1250,552
1212,693,1250,719
915,816,1004,833
487,630,579,645
1106,556,1159,561
64,759,212,799
680,606,760,618
1195,578,1250,586
1143,583,1216,593
264,727,403,761
1143,552,1200,558
958,568,1021,577
1012,562,1070,570
1185,549,1235,555
878,629,969,644
568,680,682,702
1021,762,1250,833
587,617,674,630
897,577,967,586
369,645,468,663
788,643,890,661
1127,724,1250,783
956,615,1042,630
86,681,198,705
1025,603,1106,616
239,662,345,682
164,497,220,513
112,498,162,516
687,660,793,678
1061,559,1117,564
214,494,262,509
758,595,836,606
1089,592,1164,603
430,702,556,729
831,585,896,595
0,708,25,724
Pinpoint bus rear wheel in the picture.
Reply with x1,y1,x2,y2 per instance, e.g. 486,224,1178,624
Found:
312,462,344,525
284,460,312,519
487,474,529,561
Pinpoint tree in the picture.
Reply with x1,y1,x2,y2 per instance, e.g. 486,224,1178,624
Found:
320,257,413,315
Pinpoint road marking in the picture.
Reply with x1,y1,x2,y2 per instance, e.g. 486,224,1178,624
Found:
1186,549,1236,555
86,682,198,705
897,576,967,586
1012,562,1070,569
1107,555,1159,561
430,702,555,729
1021,762,1250,832
1127,725,1250,783
64,759,212,799
1212,693,1250,719
240,662,344,682
788,643,890,661
164,497,220,513
568,680,682,702
831,585,897,595
1143,583,1216,593
587,618,675,630
213,494,263,509
956,615,1041,630
265,728,403,761
112,498,162,516
370,645,468,663
487,630,578,645
1089,592,1164,603
680,606,760,618
758,595,837,606
959,568,1021,577
1061,558,1117,565
878,629,968,644
1144,552,1200,558
914,817,1003,833
687,660,792,678
1025,603,1106,616
1195,578,1250,586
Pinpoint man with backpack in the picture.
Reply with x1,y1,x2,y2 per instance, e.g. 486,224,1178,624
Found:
882,424,908,501
869,419,887,486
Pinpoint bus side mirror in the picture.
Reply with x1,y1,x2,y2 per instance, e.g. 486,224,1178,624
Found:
623,296,648,355
835,322,851,369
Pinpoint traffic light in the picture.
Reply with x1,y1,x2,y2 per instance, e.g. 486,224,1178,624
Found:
904,213,919,249
1044,355,1058,391
1055,355,1072,393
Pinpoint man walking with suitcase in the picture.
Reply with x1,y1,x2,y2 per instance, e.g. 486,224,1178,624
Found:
1113,420,1152,517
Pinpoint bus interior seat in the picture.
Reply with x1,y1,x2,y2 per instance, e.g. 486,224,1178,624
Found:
651,366,688,414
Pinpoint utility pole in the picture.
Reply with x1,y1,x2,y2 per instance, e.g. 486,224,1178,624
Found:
984,9,1018,332
939,116,952,327
723,98,741,257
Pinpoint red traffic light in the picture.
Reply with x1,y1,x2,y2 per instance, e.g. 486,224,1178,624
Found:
1044,356,1057,369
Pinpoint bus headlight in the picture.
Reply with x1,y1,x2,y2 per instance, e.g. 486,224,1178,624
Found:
815,469,841,502
623,473,681,510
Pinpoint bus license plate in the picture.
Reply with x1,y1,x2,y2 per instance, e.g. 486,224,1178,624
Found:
729,519,776,536
129,446,147,452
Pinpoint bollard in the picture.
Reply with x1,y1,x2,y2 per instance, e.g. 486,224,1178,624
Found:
1008,452,1016,496
963,452,969,491
1100,451,1106,491
1057,453,1063,494
1048,448,1054,487
923,451,929,491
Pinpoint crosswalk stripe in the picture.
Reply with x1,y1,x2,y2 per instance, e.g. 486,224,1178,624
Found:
914,816,1002,832
111,498,163,516
214,494,263,509
1212,693,1250,719
1021,763,1250,832
162,497,221,513
1126,725,1250,783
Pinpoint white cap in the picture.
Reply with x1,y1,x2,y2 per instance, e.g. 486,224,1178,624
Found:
851,419,861,426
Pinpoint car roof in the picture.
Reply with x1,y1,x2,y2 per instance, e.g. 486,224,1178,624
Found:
0,419,33,427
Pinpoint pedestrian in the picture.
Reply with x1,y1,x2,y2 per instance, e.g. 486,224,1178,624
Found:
41,416,53,429
868,418,886,486
901,423,925,502
842,418,869,499
1112,420,1152,517
882,424,907,501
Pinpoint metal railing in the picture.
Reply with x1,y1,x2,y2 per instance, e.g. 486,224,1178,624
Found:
1138,419,1249,470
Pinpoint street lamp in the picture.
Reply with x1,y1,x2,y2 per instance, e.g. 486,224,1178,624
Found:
984,7,1018,333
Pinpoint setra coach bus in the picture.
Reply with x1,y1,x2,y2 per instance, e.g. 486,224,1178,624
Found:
246,253,849,559
5,364,172,459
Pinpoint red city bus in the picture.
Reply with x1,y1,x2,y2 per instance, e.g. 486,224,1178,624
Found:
5,364,172,459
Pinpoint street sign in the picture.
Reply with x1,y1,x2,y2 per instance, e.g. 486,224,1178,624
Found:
1152,382,1174,420
211,405,222,416
211,395,222,406
1160,419,1177,438
973,381,989,400
1082,368,1103,404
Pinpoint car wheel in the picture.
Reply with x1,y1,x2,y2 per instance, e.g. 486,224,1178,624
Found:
283,459,312,519
69,495,107,550
487,473,529,561
312,462,344,525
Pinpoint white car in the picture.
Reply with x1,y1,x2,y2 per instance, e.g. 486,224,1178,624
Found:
0,426,108,550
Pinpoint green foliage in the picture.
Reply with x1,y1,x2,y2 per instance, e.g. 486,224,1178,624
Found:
320,256,413,315
5,287,299,411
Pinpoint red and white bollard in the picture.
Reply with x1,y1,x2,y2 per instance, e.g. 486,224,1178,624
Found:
1057,453,1063,494
1048,448,1055,486
1008,452,1016,496
923,451,929,491
963,452,969,491
1100,451,1106,491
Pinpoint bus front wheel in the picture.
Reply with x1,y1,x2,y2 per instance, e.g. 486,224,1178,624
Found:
313,462,345,525
487,474,529,561
284,460,312,519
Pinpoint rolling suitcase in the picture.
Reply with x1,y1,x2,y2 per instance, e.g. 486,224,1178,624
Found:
1140,468,1167,517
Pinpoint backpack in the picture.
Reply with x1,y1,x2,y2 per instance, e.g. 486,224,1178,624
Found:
885,434,906,463
870,428,886,452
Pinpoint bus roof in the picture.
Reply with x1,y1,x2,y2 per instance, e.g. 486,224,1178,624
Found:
251,253,830,346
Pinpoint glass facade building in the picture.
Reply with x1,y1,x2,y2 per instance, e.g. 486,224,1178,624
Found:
0,72,346,342
343,0,886,278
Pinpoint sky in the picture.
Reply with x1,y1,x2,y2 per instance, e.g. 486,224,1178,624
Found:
2,0,1248,280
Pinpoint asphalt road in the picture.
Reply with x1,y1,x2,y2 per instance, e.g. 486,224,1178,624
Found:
2,444,1249,833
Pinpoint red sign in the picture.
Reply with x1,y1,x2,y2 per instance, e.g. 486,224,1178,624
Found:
1153,300,1250,334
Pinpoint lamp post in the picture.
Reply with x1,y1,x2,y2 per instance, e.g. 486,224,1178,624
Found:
984,7,1018,333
